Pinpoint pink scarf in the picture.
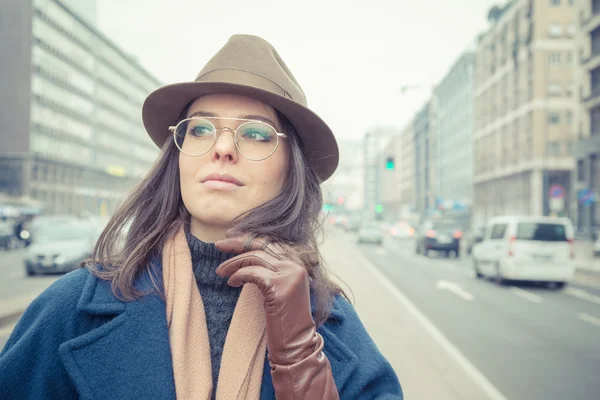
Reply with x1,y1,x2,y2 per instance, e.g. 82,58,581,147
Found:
162,226,267,399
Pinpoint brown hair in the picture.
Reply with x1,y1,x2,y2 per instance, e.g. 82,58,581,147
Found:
87,111,345,326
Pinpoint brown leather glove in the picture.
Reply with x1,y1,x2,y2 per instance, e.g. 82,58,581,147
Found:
216,237,339,400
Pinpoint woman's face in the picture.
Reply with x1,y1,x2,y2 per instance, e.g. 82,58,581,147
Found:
179,94,288,240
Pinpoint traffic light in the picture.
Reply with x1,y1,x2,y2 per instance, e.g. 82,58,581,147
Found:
385,157,395,171
323,204,333,212
337,196,345,205
375,204,383,213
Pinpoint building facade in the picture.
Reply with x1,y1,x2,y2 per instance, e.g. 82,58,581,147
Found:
434,46,476,211
573,0,600,232
399,122,416,215
363,126,399,219
323,139,364,212
414,102,432,218
0,0,161,216
473,0,576,222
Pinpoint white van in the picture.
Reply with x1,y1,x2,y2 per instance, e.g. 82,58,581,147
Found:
472,216,575,288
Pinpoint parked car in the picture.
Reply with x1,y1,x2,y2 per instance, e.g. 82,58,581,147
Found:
358,221,383,245
24,221,96,276
415,219,462,257
472,216,575,288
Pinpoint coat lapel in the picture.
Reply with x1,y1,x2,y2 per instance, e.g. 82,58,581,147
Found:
58,266,176,400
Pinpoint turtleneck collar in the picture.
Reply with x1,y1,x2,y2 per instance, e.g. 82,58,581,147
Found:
184,230,239,288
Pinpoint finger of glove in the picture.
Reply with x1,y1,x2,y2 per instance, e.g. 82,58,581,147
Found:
228,265,276,294
216,250,280,277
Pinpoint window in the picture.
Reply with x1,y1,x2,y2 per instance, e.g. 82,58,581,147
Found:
548,23,563,37
550,0,560,5
546,141,561,156
549,53,561,64
566,111,573,124
578,160,585,181
566,51,573,64
548,112,561,124
546,82,562,95
516,223,567,241
490,224,508,240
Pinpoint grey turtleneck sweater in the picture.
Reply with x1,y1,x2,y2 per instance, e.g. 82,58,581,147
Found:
185,231,242,399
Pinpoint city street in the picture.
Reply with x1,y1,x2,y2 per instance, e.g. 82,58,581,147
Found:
1,230,600,399
341,230,600,400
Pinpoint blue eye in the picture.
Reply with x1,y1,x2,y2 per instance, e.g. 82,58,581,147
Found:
188,122,214,137
240,123,274,142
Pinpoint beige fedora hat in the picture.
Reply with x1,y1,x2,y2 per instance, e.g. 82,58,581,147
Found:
142,34,339,182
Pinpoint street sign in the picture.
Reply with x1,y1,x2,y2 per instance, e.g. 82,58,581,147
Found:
549,184,566,199
578,189,596,205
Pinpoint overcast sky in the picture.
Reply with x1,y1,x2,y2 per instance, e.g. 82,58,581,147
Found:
96,0,500,141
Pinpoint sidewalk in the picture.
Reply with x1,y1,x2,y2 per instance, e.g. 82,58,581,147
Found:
321,230,506,400
574,240,600,273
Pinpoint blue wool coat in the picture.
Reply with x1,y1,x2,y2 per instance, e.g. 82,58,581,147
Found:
0,264,403,399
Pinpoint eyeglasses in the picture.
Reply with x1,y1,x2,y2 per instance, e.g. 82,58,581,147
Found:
169,117,287,161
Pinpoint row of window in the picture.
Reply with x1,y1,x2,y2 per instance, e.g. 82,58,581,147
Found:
33,16,94,72
34,0,160,94
32,75,94,116
32,44,95,95
30,131,92,164
31,103,93,142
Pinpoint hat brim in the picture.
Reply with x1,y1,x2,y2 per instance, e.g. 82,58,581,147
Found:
142,82,339,182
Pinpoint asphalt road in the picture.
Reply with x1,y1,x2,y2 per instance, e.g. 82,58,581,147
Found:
344,231,600,400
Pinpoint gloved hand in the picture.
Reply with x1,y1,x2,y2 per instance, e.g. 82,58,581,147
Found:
215,237,339,400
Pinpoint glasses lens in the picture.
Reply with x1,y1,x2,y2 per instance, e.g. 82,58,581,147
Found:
175,118,216,156
236,122,278,160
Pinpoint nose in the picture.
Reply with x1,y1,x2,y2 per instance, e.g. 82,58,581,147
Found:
211,128,239,163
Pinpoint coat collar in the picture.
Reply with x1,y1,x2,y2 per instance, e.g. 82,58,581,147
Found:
59,263,177,400
58,262,354,400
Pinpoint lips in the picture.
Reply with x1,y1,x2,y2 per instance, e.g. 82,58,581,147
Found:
201,173,244,186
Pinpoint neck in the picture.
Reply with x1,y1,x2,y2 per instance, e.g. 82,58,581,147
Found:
190,217,228,243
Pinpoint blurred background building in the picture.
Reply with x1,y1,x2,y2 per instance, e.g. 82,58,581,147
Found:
433,44,475,214
0,0,161,216
574,0,600,233
473,0,576,222
414,102,432,218
363,126,398,219
323,139,364,212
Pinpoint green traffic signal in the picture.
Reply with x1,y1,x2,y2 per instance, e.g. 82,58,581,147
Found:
385,157,395,170
375,204,383,213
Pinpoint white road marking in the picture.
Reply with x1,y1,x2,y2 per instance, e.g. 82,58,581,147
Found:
577,312,600,327
436,280,475,301
509,287,544,304
565,288,600,306
358,254,509,400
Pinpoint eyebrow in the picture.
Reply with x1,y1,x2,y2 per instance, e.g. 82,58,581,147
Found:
187,111,279,130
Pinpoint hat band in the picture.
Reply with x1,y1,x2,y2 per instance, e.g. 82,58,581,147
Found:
195,69,292,100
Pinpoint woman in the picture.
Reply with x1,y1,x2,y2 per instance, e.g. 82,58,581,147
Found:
0,35,402,399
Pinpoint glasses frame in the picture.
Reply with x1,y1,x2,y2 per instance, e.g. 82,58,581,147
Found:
168,116,287,161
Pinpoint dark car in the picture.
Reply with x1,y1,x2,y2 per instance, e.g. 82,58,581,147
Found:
415,219,463,258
